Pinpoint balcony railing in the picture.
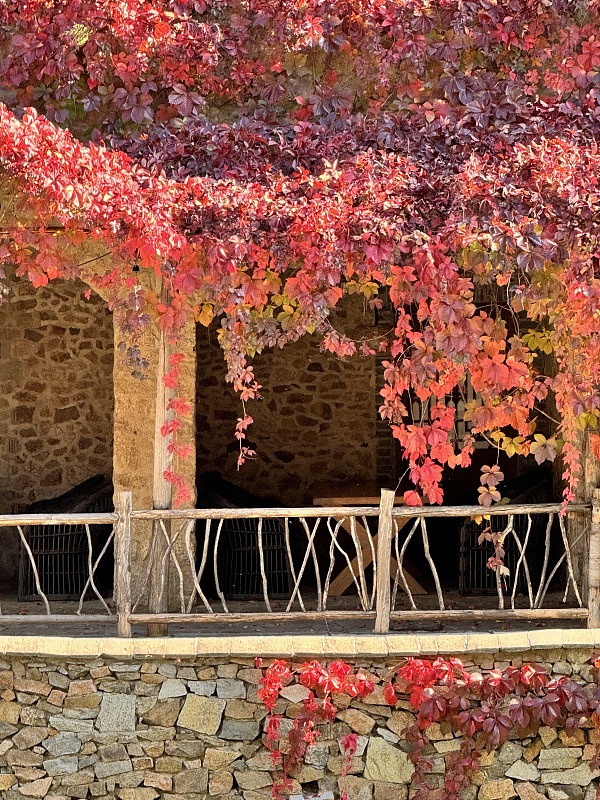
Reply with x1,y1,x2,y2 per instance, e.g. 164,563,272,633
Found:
0,510,117,625
0,489,596,636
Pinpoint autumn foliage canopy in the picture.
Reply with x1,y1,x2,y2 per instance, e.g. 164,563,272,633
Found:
1,0,600,505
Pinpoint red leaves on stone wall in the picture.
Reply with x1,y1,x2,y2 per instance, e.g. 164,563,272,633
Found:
256,655,600,800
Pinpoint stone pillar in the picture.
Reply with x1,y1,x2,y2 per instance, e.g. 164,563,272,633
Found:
111,316,197,607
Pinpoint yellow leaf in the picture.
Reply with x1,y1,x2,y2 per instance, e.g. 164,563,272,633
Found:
197,304,214,327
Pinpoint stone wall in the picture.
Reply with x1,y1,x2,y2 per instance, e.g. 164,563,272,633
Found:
196,298,382,506
0,644,596,800
0,277,114,515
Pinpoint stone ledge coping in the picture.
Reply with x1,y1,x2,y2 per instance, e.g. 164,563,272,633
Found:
0,629,597,659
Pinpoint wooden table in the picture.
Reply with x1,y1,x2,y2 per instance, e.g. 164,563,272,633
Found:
313,481,427,597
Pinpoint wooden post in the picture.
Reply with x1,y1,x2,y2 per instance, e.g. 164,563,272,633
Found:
374,489,395,634
115,491,132,637
588,488,600,628
148,303,173,637
571,432,600,604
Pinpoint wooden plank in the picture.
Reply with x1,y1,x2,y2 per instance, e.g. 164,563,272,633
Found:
0,514,117,526
313,479,381,504
0,615,113,623
130,502,590,522
314,492,406,506
391,503,589,518
131,506,381,520
131,611,376,624
390,608,589,621
130,607,589,625
115,491,132,637
375,489,394,634
0,503,588,527
588,488,600,628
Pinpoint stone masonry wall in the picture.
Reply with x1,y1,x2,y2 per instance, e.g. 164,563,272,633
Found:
0,277,114,515
0,647,596,800
196,298,379,506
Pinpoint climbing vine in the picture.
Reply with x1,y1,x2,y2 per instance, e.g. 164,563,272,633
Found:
1,2,600,504
257,657,375,800
257,655,600,800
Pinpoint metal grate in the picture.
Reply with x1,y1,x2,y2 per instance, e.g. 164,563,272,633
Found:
459,478,550,595
217,518,291,599
18,476,114,601
197,473,292,600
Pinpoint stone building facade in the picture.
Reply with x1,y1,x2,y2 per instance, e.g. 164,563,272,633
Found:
0,277,114,515
0,273,394,592
1,277,387,515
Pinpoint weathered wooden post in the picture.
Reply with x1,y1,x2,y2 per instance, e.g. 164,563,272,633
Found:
148,315,172,637
111,274,196,621
588,488,600,628
375,488,395,634
115,490,132,637
572,433,600,604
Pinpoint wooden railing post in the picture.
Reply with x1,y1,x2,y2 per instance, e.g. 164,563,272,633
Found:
375,489,395,634
115,491,132,637
588,488,600,628
148,304,172,637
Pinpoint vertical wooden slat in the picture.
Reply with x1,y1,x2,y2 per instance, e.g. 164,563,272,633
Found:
374,489,395,634
573,432,600,604
588,488,600,628
148,302,173,637
115,491,132,637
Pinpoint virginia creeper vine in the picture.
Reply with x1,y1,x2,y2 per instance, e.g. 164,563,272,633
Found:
257,655,600,800
1,2,600,505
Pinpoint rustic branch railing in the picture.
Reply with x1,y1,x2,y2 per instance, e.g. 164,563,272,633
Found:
119,492,592,636
126,503,382,635
0,511,117,625
0,490,596,637
385,502,590,632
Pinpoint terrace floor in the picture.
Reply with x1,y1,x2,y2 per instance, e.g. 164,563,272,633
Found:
0,590,584,638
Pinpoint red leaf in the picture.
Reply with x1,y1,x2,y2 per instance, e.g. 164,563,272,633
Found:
384,684,398,706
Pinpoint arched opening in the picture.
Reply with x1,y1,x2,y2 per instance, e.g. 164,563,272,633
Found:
194,297,380,603
194,296,561,618
196,296,378,507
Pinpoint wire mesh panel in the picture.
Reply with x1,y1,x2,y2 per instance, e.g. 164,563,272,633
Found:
18,477,114,601
459,513,545,595
217,517,291,599
196,477,292,601
459,480,549,595
19,524,88,600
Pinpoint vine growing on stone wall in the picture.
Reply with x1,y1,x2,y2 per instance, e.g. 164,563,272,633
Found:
257,655,600,800
257,657,374,800
1,2,600,505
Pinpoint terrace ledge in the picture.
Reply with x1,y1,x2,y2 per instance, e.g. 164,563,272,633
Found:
0,630,597,659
